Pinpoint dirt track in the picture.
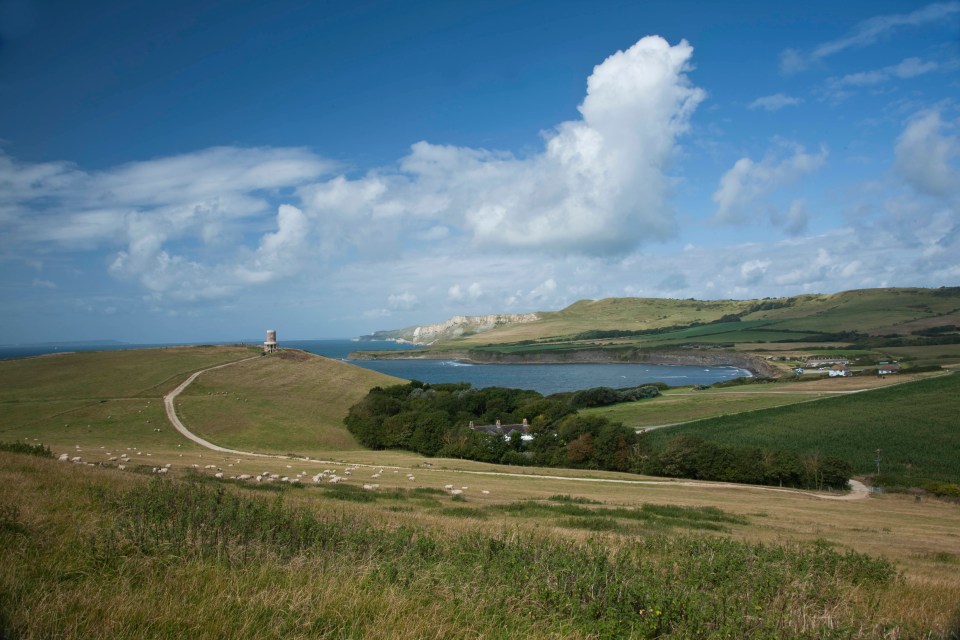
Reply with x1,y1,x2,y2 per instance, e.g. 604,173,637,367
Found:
164,358,870,500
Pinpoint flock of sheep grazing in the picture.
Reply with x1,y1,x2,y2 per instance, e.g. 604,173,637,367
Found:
57,450,492,496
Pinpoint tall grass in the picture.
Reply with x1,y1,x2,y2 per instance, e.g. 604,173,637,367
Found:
2,453,956,638
73,478,903,638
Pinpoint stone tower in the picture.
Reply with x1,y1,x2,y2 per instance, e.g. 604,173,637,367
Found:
264,329,278,353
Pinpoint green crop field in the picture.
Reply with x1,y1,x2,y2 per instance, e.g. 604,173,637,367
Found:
582,388,834,428
645,373,960,486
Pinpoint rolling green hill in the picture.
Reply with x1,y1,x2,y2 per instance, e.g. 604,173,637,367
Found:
0,346,402,457
368,287,960,369
450,287,960,345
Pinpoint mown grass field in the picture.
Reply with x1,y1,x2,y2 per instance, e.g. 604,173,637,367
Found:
2,345,960,637
645,373,960,486
176,349,404,455
0,346,260,455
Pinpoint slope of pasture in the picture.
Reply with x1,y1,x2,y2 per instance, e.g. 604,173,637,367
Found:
645,373,960,485
583,373,940,429
0,346,258,453
439,287,960,348
743,288,960,334
176,350,405,455
447,297,751,345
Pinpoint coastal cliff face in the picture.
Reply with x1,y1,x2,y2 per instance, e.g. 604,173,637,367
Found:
359,313,539,345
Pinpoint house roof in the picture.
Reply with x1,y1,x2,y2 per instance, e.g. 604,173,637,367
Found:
468,419,529,436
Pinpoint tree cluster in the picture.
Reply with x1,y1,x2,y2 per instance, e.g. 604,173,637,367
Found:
644,435,852,490
343,382,853,490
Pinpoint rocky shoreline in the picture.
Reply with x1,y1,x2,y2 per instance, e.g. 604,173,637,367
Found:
348,347,781,378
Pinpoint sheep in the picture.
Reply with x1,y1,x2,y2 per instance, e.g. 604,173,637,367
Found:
481,490,490,495
118,465,126,470
214,472,224,479
450,489,464,496
237,474,252,481
71,456,82,463
444,484,454,490
362,484,379,491
58,453,70,462
158,468,169,474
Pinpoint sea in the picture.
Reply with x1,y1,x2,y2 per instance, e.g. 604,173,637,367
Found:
0,338,749,396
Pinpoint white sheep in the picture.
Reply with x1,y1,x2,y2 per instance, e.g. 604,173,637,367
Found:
450,489,464,496
58,453,70,462
214,472,224,479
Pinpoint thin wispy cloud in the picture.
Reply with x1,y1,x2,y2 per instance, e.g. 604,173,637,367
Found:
781,1,960,73
748,93,802,112
712,143,828,227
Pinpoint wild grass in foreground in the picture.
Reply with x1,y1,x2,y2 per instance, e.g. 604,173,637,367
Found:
5,453,952,639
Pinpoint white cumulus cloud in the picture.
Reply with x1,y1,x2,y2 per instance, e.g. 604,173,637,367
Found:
299,35,705,256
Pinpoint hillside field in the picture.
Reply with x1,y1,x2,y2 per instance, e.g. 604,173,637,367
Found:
387,288,960,372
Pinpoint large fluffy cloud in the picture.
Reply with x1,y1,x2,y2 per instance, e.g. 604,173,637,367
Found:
300,36,705,255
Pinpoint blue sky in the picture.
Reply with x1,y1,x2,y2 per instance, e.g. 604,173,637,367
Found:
1,0,958,343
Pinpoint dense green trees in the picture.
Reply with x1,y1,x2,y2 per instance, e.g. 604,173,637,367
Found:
344,382,852,490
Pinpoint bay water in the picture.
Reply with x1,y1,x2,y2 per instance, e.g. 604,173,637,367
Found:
1,338,750,396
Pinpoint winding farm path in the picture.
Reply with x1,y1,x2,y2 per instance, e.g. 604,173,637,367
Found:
164,358,871,501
